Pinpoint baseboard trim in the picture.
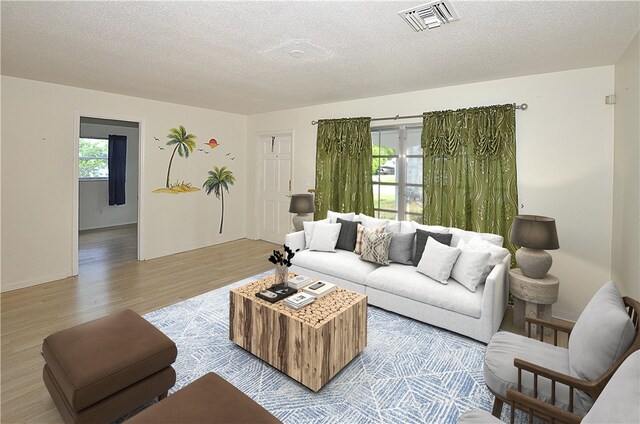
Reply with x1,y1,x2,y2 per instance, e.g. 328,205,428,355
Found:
1,271,73,293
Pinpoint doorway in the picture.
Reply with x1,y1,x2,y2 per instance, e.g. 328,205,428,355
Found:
258,133,293,244
73,114,144,276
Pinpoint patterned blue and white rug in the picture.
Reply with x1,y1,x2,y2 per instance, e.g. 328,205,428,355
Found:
143,271,503,423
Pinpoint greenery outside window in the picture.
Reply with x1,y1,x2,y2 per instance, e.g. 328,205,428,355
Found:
372,125,423,222
79,138,108,179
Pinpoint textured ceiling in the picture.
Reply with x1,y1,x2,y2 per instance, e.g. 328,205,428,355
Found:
1,1,638,115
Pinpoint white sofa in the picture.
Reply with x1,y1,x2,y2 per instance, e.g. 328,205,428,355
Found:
285,221,510,344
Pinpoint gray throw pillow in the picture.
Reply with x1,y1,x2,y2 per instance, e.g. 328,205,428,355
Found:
412,229,453,266
569,281,635,382
388,232,415,264
335,218,361,251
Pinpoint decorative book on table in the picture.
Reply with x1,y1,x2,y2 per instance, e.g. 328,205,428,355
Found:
255,285,296,303
302,281,336,298
284,292,316,309
288,275,315,289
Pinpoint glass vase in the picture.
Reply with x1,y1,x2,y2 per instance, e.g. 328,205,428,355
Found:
274,264,289,289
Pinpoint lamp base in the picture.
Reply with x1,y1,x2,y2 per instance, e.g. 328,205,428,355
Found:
516,247,552,279
292,214,312,232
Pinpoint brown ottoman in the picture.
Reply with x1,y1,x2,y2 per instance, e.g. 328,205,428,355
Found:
128,372,282,424
42,309,177,424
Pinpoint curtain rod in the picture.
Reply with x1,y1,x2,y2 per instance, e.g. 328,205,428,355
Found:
310,103,528,125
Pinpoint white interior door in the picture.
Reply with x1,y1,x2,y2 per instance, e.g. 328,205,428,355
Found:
260,135,292,244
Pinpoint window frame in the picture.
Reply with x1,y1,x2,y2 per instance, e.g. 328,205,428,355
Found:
371,124,423,222
78,137,109,181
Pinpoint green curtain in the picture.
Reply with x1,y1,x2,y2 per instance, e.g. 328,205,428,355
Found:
421,104,518,256
314,117,374,220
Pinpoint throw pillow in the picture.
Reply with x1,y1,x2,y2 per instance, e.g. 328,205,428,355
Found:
466,237,510,281
410,221,449,234
358,213,389,230
302,219,329,249
388,232,415,264
355,224,384,254
450,244,491,292
360,228,392,265
335,218,361,251
412,229,454,266
416,237,461,284
308,223,342,252
327,210,355,224
386,220,401,234
569,282,635,382
449,227,503,247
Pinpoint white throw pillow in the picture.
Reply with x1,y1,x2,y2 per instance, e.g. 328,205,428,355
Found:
302,219,329,249
449,227,503,247
416,237,461,284
466,236,510,281
386,220,401,234
327,210,355,224
308,223,342,252
359,213,389,230
410,221,449,234
451,241,491,292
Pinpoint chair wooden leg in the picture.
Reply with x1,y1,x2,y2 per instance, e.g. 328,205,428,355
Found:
158,392,168,401
492,397,504,418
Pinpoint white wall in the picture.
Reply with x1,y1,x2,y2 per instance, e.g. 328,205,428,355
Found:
247,66,616,320
612,31,640,300
1,76,247,291
79,119,139,231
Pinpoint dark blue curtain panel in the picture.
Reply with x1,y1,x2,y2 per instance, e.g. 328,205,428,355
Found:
108,135,127,205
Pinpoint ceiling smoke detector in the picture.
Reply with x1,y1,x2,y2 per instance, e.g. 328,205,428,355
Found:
398,0,460,32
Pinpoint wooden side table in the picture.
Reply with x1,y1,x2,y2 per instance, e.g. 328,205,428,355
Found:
509,268,559,337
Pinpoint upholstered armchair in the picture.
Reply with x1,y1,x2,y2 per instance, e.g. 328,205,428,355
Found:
458,350,640,424
483,282,640,420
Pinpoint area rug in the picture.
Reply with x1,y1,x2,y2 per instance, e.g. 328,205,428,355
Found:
143,272,514,423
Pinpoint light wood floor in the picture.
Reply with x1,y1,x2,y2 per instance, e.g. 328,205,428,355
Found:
0,225,567,423
1,225,278,423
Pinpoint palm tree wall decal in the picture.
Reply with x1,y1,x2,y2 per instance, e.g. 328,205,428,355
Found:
203,166,236,234
165,125,196,188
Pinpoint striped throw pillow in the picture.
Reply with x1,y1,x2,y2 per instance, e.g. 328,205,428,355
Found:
354,224,384,255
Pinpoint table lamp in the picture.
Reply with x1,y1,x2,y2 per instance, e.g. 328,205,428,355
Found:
289,194,315,231
509,215,559,279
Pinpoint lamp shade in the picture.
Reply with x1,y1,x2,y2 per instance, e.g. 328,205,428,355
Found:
289,194,315,214
509,215,559,250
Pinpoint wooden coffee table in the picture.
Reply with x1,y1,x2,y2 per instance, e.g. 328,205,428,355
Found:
229,274,367,391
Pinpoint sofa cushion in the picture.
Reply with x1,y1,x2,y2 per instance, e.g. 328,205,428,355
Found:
360,229,392,265
293,249,380,285
484,331,591,416
359,213,389,230
416,237,461,284
388,232,415,264
308,223,341,252
569,282,635,381
582,350,640,424
412,229,453,266
327,210,355,223
410,221,449,234
451,241,491,292
335,218,361,251
449,227,503,247
365,264,483,318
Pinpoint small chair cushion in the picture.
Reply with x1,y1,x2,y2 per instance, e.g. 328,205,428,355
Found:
582,350,640,423
483,331,592,416
42,309,177,412
127,372,281,424
568,282,635,381
457,410,503,424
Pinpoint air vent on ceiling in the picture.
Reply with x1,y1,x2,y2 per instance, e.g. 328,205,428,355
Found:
398,0,459,32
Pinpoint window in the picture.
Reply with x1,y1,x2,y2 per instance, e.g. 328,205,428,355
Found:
79,138,108,179
372,125,423,222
